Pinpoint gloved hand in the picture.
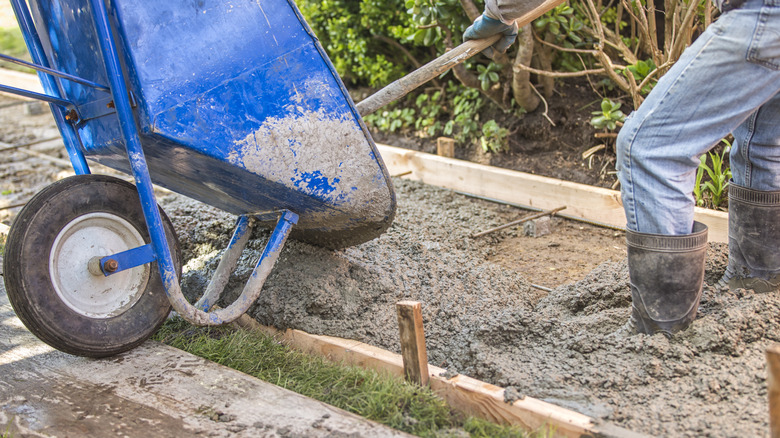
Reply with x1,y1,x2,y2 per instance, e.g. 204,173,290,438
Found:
463,14,519,58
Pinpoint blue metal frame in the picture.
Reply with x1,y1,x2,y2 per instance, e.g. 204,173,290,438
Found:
83,0,301,325
3,0,306,326
86,0,173,283
0,83,73,108
99,244,155,276
0,53,109,92
5,0,397,327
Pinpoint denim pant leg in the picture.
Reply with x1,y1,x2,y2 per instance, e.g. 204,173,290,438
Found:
616,0,780,235
731,90,780,190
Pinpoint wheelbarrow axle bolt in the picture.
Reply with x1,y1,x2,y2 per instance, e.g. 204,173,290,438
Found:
104,258,119,273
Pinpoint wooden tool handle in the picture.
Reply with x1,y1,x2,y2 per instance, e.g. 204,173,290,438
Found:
356,35,500,116
355,0,565,116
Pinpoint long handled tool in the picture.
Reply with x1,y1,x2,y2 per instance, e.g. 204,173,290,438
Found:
356,0,565,116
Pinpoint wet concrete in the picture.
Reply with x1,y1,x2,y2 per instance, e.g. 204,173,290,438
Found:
167,178,777,437
0,280,410,437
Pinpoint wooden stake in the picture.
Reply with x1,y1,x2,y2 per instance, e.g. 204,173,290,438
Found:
437,137,455,158
768,344,780,437
396,301,429,386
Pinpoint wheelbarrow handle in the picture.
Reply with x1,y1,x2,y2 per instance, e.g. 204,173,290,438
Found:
355,0,565,117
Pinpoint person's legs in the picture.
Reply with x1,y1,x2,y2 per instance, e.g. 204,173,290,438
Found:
731,90,780,191
615,2,780,333
617,1,780,235
721,91,780,292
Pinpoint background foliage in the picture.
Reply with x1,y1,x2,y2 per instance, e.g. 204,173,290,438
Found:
298,0,728,206
299,0,716,150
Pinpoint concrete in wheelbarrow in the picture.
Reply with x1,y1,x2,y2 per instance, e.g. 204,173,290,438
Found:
0,279,410,438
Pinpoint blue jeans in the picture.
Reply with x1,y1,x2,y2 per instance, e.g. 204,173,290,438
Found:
616,0,780,235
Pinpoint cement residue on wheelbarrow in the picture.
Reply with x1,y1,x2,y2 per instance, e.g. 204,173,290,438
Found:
163,177,777,438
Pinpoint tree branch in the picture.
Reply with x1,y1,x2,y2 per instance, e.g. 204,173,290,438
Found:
460,0,481,21
373,35,423,70
514,63,607,78
512,25,540,112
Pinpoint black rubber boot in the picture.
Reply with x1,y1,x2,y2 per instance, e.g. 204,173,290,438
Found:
718,184,780,293
627,222,708,336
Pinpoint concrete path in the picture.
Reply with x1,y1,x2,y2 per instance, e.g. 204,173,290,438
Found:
0,279,410,437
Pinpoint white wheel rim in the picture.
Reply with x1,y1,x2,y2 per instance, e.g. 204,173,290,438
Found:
49,212,150,319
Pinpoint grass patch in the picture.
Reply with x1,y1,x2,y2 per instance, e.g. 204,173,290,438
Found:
154,319,548,437
0,26,33,73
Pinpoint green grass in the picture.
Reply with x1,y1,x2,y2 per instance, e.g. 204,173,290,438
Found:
0,26,33,73
154,319,546,438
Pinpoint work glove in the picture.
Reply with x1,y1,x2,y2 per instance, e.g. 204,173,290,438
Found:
463,14,519,59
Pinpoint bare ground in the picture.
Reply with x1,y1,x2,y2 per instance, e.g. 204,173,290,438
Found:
1,96,777,437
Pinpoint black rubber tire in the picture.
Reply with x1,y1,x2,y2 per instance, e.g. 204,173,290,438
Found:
3,174,182,357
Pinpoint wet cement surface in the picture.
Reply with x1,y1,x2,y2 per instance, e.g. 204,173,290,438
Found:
0,281,410,437
0,91,776,436
165,178,778,437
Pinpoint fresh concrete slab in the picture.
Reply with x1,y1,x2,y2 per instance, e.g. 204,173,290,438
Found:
0,282,410,437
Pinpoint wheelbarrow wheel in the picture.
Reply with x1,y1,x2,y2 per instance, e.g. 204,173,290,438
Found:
3,174,181,357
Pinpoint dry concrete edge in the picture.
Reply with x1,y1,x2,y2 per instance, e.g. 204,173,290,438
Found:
0,276,411,437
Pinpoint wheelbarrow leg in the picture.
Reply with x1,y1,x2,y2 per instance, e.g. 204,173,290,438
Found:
169,210,298,325
194,215,254,312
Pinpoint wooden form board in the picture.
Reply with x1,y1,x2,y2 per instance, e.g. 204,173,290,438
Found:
0,68,728,242
377,144,729,243
235,316,645,438
768,345,780,438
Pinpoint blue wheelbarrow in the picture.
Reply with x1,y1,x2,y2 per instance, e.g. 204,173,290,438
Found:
1,0,398,357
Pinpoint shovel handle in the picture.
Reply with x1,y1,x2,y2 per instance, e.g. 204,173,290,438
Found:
355,0,565,117
356,35,501,117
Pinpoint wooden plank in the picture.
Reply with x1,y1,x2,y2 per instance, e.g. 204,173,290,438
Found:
0,305,411,437
233,315,645,438
396,301,429,386
377,144,729,243
768,344,780,438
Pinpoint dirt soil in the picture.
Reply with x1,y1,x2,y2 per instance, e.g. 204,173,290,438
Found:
370,78,618,190
1,94,777,438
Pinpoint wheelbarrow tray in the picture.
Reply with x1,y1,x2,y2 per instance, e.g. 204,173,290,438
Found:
29,0,395,248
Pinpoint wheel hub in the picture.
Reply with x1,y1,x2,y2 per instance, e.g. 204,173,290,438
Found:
49,212,150,319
